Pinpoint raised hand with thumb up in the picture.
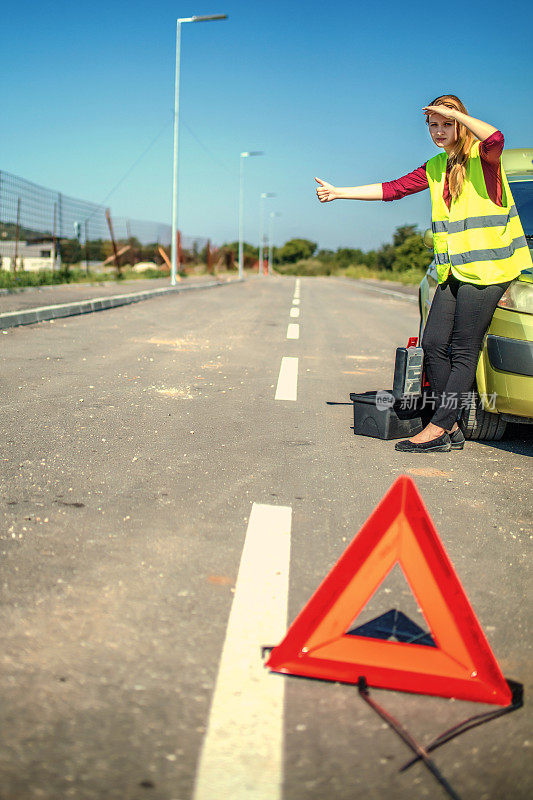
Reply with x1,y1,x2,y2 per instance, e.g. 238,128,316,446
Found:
315,177,337,202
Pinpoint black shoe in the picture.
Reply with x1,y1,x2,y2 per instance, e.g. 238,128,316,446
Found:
395,432,451,452
449,428,465,450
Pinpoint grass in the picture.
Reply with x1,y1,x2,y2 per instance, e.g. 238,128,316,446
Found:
275,259,426,285
0,260,425,290
0,263,223,290
342,263,426,285
0,267,106,290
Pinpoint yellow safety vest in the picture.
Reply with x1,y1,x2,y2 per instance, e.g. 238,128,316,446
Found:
426,141,532,285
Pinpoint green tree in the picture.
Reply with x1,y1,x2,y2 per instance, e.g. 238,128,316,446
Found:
60,238,82,264
86,238,106,261
335,247,365,268
365,250,378,269
392,224,419,247
375,242,396,271
222,241,259,259
277,238,317,263
392,234,433,272
140,242,160,262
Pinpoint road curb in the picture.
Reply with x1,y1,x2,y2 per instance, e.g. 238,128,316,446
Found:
0,278,243,330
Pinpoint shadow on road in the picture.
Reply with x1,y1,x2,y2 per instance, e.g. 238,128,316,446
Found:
473,423,533,457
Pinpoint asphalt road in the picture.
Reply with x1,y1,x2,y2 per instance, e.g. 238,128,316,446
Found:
0,275,531,800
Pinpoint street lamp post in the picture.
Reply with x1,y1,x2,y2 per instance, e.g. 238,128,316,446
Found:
238,151,263,279
268,211,282,275
259,192,275,276
171,14,227,286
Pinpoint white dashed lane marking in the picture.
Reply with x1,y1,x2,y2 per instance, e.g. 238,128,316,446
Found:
192,503,292,800
292,298,300,305
275,356,298,401
289,307,300,318
286,323,299,340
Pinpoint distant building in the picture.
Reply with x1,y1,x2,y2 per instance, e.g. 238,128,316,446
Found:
0,240,60,272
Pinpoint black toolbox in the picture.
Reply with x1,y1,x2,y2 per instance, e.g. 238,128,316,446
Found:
349,390,424,440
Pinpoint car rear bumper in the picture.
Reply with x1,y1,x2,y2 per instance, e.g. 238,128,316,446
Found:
477,335,533,419
486,335,533,377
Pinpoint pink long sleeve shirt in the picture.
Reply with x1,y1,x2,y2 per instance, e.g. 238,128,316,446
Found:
381,130,505,208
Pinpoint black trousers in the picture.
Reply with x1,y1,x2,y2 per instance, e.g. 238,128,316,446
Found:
421,272,511,431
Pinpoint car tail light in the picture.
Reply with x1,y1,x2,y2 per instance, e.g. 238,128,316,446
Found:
497,280,533,315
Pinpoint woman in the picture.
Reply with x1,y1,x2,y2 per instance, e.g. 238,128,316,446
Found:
315,94,532,453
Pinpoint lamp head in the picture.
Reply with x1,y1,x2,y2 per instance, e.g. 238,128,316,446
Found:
191,14,228,21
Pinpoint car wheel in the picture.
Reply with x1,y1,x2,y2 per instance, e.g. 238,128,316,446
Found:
460,387,507,440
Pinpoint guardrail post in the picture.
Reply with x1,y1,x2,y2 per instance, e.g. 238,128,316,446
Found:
85,219,89,273
13,197,21,274
106,208,122,278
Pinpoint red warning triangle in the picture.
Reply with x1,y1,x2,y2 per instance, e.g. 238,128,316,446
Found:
266,475,511,706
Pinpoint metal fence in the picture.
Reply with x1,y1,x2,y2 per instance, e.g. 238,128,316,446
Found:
0,169,208,268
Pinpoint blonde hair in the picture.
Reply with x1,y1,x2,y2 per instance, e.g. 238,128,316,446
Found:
426,94,476,200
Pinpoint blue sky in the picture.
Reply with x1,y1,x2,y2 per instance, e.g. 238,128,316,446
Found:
2,0,532,250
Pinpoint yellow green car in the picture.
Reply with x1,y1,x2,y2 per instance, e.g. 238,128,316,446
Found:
419,148,533,440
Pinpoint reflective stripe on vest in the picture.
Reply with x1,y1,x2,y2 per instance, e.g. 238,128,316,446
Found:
426,142,532,285
432,205,519,235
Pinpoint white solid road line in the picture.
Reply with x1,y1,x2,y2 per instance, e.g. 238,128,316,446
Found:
192,503,292,800
289,307,300,318
286,323,299,340
357,282,417,303
275,356,298,401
